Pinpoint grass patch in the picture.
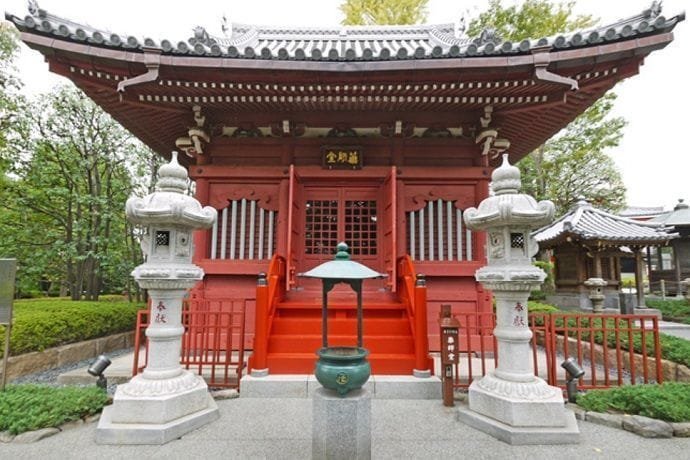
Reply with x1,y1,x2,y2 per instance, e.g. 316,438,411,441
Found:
0,297,143,356
646,298,690,325
576,382,690,422
0,384,109,434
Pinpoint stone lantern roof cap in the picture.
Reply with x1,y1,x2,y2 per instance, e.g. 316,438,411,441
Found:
125,151,216,229
463,154,555,231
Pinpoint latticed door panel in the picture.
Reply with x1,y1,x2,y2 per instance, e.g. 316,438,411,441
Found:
305,199,339,255
344,200,378,257
301,187,381,272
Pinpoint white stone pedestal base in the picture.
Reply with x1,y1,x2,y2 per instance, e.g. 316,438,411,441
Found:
456,374,580,444
312,387,371,459
457,405,579,445
95,373,219,444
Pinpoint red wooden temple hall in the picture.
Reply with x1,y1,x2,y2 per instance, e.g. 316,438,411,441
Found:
7,3,683,375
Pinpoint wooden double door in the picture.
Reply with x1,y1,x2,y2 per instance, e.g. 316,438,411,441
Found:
288,168,397,291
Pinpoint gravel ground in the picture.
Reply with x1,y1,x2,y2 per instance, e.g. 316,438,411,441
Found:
9,347,133,395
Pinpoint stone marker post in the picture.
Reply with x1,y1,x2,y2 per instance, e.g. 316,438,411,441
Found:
96,152,218,444
457,154,580,444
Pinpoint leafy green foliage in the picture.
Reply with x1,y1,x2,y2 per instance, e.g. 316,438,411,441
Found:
468,1,627,215
520,94,627,214
530,260,555,300
527,301,559,313
0,384,109,434
646,299,690,325
0,297,142,355
340,0,428,25
1,85,157,300
577,383,690,422
467,0,594,41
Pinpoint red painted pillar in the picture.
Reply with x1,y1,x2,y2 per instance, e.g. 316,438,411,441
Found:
193,177,210,264
251,273,269,375
413,274,430,376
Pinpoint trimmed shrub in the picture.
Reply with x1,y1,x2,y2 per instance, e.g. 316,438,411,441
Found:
0,297,142,356
527,301,559,314
646,298,690,325
576,382,690,422
0,384,109,434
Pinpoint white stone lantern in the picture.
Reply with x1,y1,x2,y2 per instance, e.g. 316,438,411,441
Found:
96,152,218,444
458,154,580,444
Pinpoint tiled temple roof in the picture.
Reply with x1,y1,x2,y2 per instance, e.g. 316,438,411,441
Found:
534,199,677,247
5,1,684,61
651,199,690,227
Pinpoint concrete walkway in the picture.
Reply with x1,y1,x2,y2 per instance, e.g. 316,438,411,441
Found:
658,320,690,340
2,397,689,459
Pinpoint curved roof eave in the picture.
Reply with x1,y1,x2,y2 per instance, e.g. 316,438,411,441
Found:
17,29,676,74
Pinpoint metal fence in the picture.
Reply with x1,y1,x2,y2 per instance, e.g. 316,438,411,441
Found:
133,298,246,389
452,312,663,391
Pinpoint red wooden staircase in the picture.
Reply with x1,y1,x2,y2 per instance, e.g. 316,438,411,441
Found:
264,292,418,374
249,255,433,376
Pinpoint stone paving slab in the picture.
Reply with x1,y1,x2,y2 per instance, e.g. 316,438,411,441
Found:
2,397,690,459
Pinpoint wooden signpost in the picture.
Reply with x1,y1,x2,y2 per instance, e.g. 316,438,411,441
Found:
0,259,17,391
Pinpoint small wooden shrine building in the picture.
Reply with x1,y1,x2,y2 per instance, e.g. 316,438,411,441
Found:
7,3,683,374
533,199,676,311
648,199,690,294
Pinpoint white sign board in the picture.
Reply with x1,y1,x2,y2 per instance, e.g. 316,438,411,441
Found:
0,259,17,324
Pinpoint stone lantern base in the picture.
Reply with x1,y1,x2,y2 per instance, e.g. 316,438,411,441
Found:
457,374,579,445
95,371,219,444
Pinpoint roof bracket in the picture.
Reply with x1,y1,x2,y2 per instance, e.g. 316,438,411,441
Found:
117,47,162,94
532,46,578,91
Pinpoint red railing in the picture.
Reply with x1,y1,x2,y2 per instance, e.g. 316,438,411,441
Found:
132,298,246,389
397,255,430,373
452,312,663,391
250,254,286,373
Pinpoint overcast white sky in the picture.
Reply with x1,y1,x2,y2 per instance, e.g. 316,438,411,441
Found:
4,0,689,209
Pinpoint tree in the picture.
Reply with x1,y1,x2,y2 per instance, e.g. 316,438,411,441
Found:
340,0,428,25
469,0,627,214
3,86,155,300
0,23,23,152
520,93,626,214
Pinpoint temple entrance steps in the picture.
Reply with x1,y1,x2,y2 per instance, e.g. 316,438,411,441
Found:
262,291,419,375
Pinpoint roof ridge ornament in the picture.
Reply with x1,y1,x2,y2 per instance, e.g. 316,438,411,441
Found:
472,27,501,46
644,1,663,19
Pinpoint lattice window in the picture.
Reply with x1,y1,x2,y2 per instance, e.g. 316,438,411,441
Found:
210,199,277,260
305,200,339,255
345,200,377,256
510,233,524,249
406,199,474,261
155,231,170,247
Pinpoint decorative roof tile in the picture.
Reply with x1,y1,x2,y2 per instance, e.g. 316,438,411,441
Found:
4,2,684,61
533,199,677,247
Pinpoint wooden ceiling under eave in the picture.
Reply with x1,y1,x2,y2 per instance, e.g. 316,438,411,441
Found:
36,40,648,167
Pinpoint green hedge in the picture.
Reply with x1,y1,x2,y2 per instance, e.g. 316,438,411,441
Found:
0,297,142,356
646,298,690,325
0,384,109,434
576,382,690,422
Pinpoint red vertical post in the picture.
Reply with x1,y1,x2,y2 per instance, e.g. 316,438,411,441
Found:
413,274,430,376
192,177,210,265
252,273,269,375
